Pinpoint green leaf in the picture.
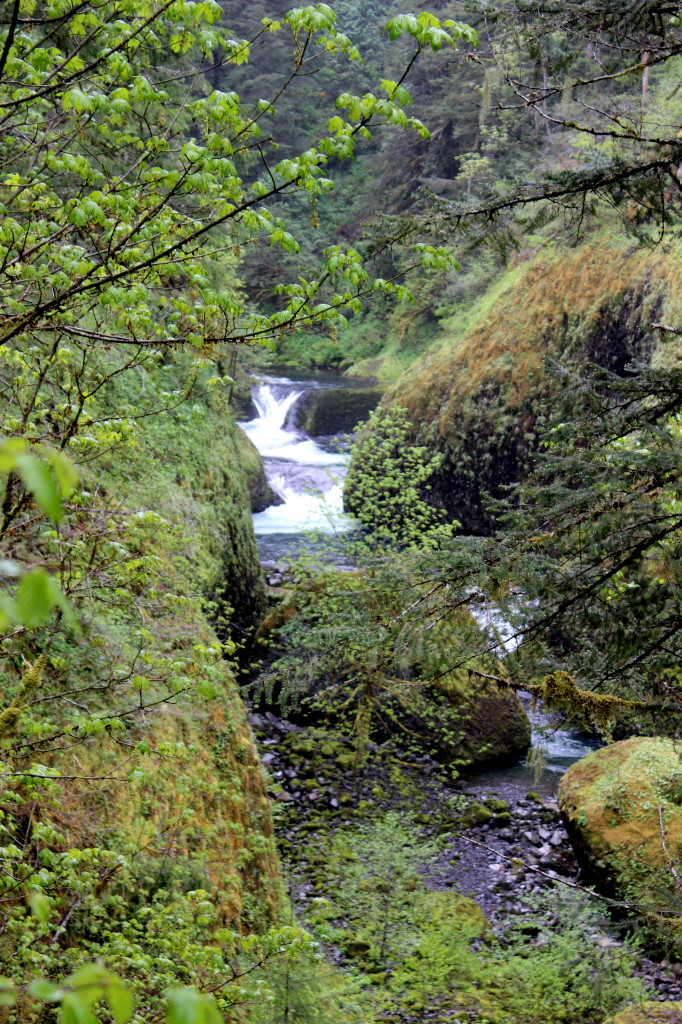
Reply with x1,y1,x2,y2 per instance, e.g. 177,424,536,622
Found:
166,987,222,1024
107,982,133,1024
14,454,63,521
47,449,79,499
59,994,99,1024
28,891,52,924
15,568,66,627
29,979,63,1002
0,978,17,1007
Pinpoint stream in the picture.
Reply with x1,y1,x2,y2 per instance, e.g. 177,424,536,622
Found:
243,372,681,1011
241,371,598,793
239,372,357,563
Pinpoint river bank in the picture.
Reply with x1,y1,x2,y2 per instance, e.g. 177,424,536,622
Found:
241,370,682,1019
249,708,682,1015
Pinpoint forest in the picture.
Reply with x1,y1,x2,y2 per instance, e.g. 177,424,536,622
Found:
1,0,682,1021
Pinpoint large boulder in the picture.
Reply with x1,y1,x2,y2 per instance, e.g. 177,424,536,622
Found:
558,737,682,955
292,385,382,437
403,675,531,769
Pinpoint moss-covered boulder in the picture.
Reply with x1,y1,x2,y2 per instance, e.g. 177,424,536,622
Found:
404,675,531,769
235,425,282,513
347,240,682,534
559,737,682,955
293,385,382,437
604,1003,682,1023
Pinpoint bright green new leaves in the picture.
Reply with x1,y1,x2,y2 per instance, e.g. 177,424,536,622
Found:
27,890,53,925
0,966,133,1023
56,966,134,1024
1,2,475,356
385,11,475,49
0,440,77,629
13,568,71,628
166,987,222,1024
385,11,478,51
0,440,78,524
0,566,72,632
344,405,456,552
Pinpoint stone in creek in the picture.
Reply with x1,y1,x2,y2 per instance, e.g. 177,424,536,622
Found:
523,830,541,844
550,830,564,846
262,753,276,765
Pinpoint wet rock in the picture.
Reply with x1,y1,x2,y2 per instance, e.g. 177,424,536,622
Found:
343,938,372,958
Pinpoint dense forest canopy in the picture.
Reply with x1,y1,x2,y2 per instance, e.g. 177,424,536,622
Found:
1,0,682,1022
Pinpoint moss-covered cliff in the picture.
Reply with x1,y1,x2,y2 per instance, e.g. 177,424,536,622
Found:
347,239,682,533
0,385,285,1014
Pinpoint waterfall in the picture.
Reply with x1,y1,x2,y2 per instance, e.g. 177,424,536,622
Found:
239,376,351,541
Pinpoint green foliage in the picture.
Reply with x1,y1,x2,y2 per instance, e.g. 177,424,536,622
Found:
0,4,486,1021
299,813,641,1023
343,404,456,551
392,891,642,1023
310,812,438,963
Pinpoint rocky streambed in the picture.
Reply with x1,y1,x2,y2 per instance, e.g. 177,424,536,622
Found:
250,709,682,1012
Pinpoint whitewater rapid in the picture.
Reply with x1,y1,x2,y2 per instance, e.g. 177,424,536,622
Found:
239,376,352,538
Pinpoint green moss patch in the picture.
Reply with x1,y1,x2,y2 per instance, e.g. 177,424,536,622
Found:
605,1002,682,1023
559,737,682,955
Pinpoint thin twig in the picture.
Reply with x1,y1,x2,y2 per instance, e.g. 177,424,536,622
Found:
658,806,682,890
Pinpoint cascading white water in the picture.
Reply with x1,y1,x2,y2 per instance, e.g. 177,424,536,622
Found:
240,376,351,538
471,601,600,788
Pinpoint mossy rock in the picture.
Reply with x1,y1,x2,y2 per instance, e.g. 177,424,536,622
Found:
234,426,282,513
459,803,494,828
432,891,488,931
347,240,682,533
343,938,372,958
604,1002,682,1023
406,676,531,769
293,385,382,437
558,737,682,955
484,798,509,812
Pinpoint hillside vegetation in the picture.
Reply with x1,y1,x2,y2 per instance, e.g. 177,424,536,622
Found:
361,236,682,531
2,0,682,1022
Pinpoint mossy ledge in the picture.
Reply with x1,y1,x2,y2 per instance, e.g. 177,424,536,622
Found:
604,1002,682,1023
347,239,682,533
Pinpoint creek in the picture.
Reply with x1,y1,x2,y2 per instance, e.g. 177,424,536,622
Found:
241,371,597,793
239,370,379,563
243,372,679,1011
